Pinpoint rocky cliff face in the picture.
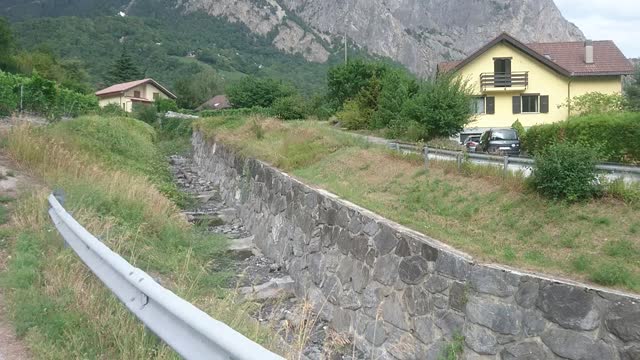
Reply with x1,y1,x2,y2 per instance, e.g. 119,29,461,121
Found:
184,0,583,75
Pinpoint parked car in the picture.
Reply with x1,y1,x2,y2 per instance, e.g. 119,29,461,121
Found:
478,128,521,155
463,135,481,152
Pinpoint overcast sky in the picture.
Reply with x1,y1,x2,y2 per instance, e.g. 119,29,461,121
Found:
554,0,640,58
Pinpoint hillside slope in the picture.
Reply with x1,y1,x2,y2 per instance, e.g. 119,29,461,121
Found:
1,0,584,90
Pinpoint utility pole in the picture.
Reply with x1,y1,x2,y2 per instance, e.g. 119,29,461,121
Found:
344,32,348,63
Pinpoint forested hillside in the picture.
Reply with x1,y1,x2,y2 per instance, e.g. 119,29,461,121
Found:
1,0,357,95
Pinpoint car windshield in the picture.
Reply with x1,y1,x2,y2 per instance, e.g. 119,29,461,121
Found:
492,130,518,140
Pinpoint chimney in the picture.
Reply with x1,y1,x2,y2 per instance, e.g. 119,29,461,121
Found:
585,40,594,64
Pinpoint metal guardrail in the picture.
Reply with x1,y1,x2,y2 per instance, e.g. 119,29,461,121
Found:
388,142,640,179
47,194,284,360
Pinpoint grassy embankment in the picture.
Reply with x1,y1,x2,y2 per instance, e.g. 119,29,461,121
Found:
196,115,640,293
0,116,287,359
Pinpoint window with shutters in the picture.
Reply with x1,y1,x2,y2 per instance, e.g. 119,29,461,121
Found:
471,97,485,114
522,95,539,113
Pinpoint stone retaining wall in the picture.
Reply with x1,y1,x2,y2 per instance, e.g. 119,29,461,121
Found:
193,132,640,360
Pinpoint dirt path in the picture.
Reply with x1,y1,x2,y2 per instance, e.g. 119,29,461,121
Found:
0,154,32,360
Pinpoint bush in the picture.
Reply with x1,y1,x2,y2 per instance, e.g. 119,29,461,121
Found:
511,119,525,138
530,142,601,201
272,95,308,120
336,100,372,130
98,103,127,117
523,112,640,163
199,107,274,118
397,75,473,140
132,104,158,125
0,70,98,119
155,98,178,113
558,92,626,115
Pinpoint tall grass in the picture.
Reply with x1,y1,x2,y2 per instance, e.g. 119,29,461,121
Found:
1,118,286,358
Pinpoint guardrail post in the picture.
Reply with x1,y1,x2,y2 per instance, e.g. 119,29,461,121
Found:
503,156,509,178
456,153,462,171
423,146,429,170
395,143,400,152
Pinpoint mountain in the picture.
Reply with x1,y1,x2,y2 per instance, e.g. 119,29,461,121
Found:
1,0,584,92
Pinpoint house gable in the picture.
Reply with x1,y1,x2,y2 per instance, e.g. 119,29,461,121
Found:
95,79,176,100
444,33,570,77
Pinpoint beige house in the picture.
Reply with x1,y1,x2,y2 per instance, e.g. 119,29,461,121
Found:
438,33,633,131
95,78,177,112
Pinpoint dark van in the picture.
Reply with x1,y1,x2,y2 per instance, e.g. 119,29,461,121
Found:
478,128,521,155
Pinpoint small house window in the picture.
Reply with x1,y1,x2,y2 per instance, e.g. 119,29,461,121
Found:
471,97,485,114
133,90,141,98
522,95,539,113
153,92,160,100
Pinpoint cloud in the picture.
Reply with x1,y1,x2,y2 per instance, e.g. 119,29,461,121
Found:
555,0,640,58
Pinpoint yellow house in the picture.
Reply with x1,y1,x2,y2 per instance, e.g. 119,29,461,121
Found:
95,78,176,112
438,33,634,132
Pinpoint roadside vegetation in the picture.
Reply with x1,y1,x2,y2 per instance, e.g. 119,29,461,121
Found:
0,116,287,359
196,116,640,292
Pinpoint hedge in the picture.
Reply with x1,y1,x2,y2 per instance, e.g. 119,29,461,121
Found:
522,112,640,164
0,70,97,119
198,107,275,118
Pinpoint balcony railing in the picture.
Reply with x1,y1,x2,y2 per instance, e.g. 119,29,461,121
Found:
480,72,528,91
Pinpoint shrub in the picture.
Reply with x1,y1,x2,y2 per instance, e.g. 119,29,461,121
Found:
271,95,308,120
530,142,601,201
397,74,473,140
132,103,158,125
558,92,626,115
98,103,127,117
511,119,525,138
155,98,178,114
0,71,98,119
336,100,372,130
523,112,640,163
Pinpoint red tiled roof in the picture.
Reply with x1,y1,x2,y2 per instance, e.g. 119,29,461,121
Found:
437,33,634,77
437,61,462,73
95,78,177,99
527,40,634,76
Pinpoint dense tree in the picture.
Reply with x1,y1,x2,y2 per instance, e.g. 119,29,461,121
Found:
15,50,92,93
326,60,391,110
370,70,416,129
0,17,17,72
227,76,295,108
174,69,223,109
625,64,640,111
397,75,473,140
106,47,143,84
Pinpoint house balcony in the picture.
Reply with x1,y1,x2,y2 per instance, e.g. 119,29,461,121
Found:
480,72,528,92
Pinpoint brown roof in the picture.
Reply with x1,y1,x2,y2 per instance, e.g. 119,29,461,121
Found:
95,78,177,99
527,41,633,76
437,61,462,73
437,33,634,77
196,95,231,111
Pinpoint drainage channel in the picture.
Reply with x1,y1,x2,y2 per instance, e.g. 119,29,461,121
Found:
170,154,363,360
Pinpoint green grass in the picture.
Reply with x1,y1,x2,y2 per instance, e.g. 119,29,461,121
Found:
1,118,285,359
196,117,640,292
